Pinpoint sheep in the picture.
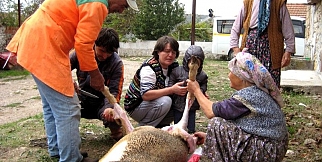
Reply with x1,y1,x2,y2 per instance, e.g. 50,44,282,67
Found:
99,55,200,162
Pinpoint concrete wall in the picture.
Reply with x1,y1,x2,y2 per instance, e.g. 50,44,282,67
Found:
118,41,221,59
306,3,322,73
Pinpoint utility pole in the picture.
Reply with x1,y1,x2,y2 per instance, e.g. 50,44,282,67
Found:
191,0,196,45
18,0,21,27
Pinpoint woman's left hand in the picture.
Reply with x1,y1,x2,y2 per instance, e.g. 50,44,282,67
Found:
172,81,188,96
281,52,291,68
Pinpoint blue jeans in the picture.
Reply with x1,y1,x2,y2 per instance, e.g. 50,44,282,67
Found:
33,75,82,162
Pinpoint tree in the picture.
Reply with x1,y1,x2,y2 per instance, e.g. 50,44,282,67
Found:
170,20,213,42
132,0,185,40
0,0,42,27
104,8,138,42
0,0,18,26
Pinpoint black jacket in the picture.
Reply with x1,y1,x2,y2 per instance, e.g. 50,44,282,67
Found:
70,51,124,119
168,45,208,112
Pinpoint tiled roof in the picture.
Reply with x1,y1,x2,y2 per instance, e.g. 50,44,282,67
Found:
286,3,308,18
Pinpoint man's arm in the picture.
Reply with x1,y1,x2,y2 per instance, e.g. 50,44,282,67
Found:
106,61,124,103
69,50,78,71
74,2,107,71
75,2,108,91
98,60,124,117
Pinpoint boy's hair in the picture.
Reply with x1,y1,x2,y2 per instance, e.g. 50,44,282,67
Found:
95,28,120,53
152,36,180,60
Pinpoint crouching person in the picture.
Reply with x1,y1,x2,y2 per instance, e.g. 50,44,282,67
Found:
70,28,124,141
124,36,187,128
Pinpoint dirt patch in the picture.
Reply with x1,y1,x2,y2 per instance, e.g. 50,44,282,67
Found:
0,75,41,125
0,59,142,125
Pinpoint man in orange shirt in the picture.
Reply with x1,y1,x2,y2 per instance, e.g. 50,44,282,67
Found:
6,0,138,161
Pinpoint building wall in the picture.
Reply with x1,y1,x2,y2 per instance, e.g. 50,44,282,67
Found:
0,26,6,52
306,3,322,73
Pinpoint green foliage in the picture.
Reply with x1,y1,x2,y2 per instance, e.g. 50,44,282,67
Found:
0,69,29,79
104,9,138,42
170,20,213,41
132,0,185,40
0,0,18,26
0,0,41,26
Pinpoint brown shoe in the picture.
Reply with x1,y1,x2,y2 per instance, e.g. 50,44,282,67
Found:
81,157,99,162
110,128,123,141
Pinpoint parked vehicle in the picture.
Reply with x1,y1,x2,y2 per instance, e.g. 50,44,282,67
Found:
211,16,306,60
291,16,306,57
0,52,17,70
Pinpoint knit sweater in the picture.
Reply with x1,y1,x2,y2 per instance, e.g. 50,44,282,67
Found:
124,57,179,112
231,86,287,140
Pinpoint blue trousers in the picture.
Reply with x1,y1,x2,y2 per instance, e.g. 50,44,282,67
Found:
33,75,83,162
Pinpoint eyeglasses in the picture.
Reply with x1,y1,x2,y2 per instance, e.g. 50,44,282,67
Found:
162,50,177,56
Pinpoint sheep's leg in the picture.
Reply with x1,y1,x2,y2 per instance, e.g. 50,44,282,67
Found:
102,86,134,135
176,95,193,130
177,55,200,129
161,55,200,153
112,103,134,135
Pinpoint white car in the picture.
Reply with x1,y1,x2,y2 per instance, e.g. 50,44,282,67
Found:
290,16,306,57
211,16,306,60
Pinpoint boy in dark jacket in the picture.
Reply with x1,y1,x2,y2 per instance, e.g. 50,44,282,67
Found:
169,45,208,133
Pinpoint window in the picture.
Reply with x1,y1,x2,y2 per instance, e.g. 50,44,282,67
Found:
292,20,305,38
217,20,234,34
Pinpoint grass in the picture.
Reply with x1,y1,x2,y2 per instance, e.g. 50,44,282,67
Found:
3,102,22,108
0,57,321,161
0,69,29,79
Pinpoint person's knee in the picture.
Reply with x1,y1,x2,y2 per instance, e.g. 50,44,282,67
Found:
159,96,172,110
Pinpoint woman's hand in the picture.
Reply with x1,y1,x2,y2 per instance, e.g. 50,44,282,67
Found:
232,47,241,56
172,81,187,96
281,52,291,68
186,79,200,94
193,132,207,145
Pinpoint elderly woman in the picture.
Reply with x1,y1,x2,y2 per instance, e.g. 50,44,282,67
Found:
124,36,187,128
186,52,288,161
